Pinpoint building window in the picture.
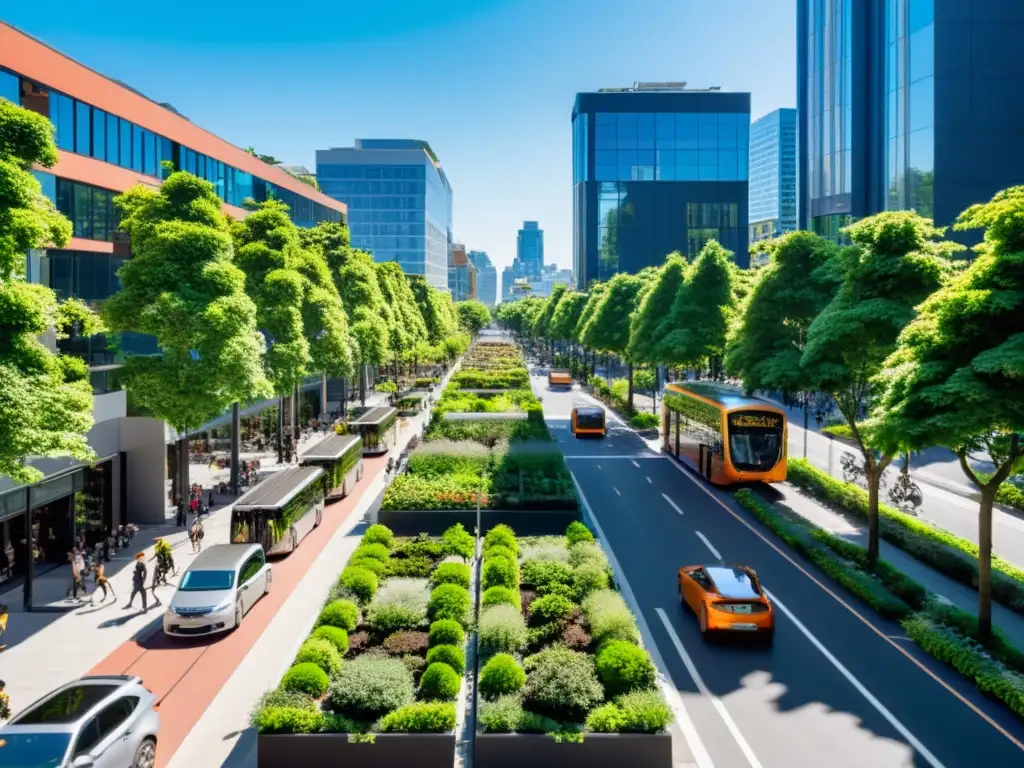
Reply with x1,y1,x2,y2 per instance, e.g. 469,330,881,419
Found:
0,69,19,105
106,113,119,162
91,108,106,162
75,101,91,155
119,121,132,169
53,93,75,152
55,179,119,242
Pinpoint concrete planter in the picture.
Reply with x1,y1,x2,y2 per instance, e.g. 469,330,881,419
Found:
258,733,456,768
376,508,580,536
473,732,672,768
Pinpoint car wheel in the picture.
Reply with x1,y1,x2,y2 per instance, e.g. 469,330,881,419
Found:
132,737,157,768
234,600,243,630
264,570,272,596
315,508,322,526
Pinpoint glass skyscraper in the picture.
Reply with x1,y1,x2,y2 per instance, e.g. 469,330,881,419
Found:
516,222,544,280
797,0,1024,245
317,139,453,289
572,83,751,285
468,250,498,306
749,108,797,243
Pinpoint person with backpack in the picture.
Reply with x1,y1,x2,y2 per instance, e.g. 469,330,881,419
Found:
123,552,148,611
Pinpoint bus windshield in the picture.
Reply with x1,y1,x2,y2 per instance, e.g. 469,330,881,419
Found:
576,410,604,429
727,411,783,471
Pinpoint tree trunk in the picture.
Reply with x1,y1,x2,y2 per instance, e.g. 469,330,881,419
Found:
276,398,284,464
627,361,634,412
359,365,366,405
978,489,995,641
866,469,880,564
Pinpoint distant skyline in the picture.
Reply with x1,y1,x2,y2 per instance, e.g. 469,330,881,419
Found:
3,0,795,276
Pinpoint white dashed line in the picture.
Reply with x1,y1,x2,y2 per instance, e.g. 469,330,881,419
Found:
695,531,722,561
632,460,641,468
662,494,684,515
647,476,653,484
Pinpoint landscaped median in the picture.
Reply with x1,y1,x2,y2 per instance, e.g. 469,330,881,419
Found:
734,488,1024,721
251,522,478,768
474,522,674,768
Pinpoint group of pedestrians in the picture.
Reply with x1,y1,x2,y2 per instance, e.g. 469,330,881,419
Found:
66,547,115,605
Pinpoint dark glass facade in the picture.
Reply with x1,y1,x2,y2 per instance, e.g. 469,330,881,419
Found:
516,222,544,280
573,89,751,286
749,108,797,242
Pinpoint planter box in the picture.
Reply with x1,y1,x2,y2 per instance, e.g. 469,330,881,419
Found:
376,508,580,536
474,732,672,768
258,733,456,768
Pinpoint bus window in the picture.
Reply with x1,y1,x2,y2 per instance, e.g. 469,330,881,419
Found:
576,409,604,430
727,412,783,471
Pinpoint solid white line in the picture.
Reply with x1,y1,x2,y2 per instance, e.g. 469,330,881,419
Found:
569,474,715,768
764,589,947,768
695,531,722,561
562,454,664,460
656,608,764,768
662,493,684,515
632,460,641,468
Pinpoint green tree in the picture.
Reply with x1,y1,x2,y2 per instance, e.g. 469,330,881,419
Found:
725,231,839,393
575,283,606,377
104,171,270,492
580,273,646,410
339,253,390,403
549,290,588,377
802,211,960,563
533,283,567,350
293,246,354,381
628,254,687,368
409,275,458,345
873,188,1024,639
0,99,101,483
376,261,426,378
661,240,736,378
456,300,492,335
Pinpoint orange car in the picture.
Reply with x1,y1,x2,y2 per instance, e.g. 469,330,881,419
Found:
678,564,774,644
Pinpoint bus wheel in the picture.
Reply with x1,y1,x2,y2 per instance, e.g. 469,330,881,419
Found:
291,528,298,551
234,600,243,630
264,570,272,596
315,508,323,526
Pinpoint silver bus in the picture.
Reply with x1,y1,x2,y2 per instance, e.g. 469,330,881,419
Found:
301,433,364,502
230,465,324,555
346,406,399,456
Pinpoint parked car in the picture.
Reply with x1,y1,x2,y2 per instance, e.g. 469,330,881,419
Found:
0,674,160,767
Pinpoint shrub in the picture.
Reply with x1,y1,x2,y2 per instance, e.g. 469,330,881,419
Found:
586,690,672,733
339,567,378,604
428,583,471,626
522,559,572,589
482,585,520,609
583,590,641,645
401,654,427,679
431,562,471,588
362,524,395,549
520,540,570,564
377,702,457,733
479,653,526,699
522,646,605,720
484,524,518,554
572,562,610,599
311,625,349,654
326,653,415,720
253,705,325,734
426,644,466,675
441,523,475,560
478,604,527,657
483,557,518,590
630,412,660,429
382,630,430,656
484,544,516,563
428,619,465,648
537,582,575,600
478,694,524,733
569,541,609,570
528,593,575,625
347,556,386,576
366,578,430,634
281,662,330,697
595,640,657,696
561,623,592,650
566,521,595,546
385,555,434,578
394,534,446,561
419,662,462,700
316,599,359,632
295,637,343,676
352,542,390,563
347,630,370,654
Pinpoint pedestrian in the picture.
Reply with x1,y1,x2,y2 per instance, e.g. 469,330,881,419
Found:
0,680,9,720
0,603,8,651
208,489,214,509
89,561,115,605
67,551,85,602
190,518,204,554
123,552,148,611
149,559,163,609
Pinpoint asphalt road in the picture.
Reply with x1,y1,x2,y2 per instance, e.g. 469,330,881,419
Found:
536,378,1024,768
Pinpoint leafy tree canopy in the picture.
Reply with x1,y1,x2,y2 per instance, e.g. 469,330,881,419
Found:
373,262,417,360
549,291,588,342
293,245,354,380
339,256,389,367
495,298,543,336
661,240,735,366
231,199,311,394
456,300,492,334
627,253,687,364
533,284,567,338
575,283,606,341
580,272,646,356
104,171,270,431
725,231,839,393
409,275,459,344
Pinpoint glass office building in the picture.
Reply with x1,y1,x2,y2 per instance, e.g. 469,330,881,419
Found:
572,83,751,286
468,250,498,306
797,0,1024,245
316,140,453,290
516,222,544,280
749,108,797,243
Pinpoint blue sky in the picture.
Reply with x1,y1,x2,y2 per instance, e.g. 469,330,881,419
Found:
6,0,794,276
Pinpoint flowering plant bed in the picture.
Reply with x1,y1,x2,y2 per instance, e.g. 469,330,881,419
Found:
472,523,673,767
252,523,477,768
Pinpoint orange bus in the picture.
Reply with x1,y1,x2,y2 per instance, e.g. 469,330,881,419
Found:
548,369,573,389
570,405,606,438
661,382,787,484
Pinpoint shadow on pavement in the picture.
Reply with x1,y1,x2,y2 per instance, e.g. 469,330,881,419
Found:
219,727,256,768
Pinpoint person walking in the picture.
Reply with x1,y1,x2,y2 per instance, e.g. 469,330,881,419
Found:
190,517,204,554
123,553,148,611
89,561,115,605
0,604,8,652
149,559,163,609
67,551,85,602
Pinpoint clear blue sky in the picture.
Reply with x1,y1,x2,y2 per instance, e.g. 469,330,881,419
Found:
6,0,794,276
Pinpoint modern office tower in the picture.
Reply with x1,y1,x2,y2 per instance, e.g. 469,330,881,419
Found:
448,243,477,301
571,82,752,285
501,264,516,303
516,221,544,280
0,23,346,542
749,108,797,243
317,139,453,289
797,0,1024,245
468,250,498,306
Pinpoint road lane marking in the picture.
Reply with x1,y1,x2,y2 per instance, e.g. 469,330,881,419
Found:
662,493,684,515
764,589,947,768
647,476,653,483
695,532,722,561
597,464,602,471
632,460,641,468
662,458,1024,752
569,473,715,768
614,487,621,496
563,455,663,460
656,608,764,768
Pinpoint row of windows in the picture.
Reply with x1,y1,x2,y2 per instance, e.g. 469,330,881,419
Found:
573,113,589,184
317,164,426,180
317,180,425,196
42,249,126,305
594,112,750,153
55,179,121,242
350,222,425,237
686,202,741,230
347,209,425,224
349,234,426,250
594,149,750,183
333,195,423,211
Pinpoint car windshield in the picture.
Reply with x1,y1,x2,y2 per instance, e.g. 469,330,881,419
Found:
178,570,234,591
577,410,604,429
0,732,72,767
